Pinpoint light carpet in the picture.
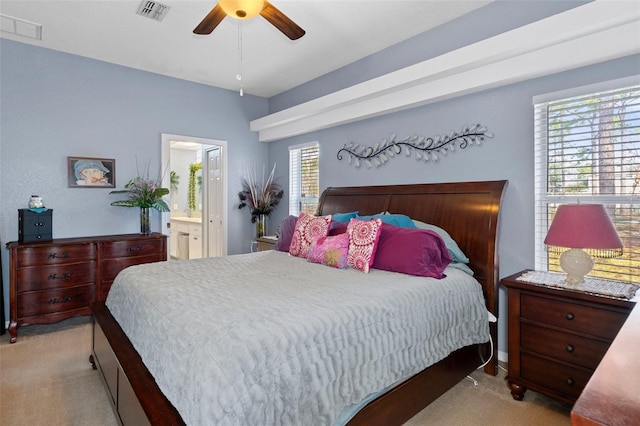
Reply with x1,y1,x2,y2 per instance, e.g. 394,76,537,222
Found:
0,317,571,425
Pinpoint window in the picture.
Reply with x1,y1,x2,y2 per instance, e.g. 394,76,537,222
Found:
534,79,640,284
289,142,319,216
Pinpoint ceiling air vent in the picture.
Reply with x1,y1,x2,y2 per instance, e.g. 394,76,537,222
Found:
136,1,171,22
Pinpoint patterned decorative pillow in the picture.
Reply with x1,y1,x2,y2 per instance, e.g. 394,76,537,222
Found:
347,218,383,273
289,212,332,258
307,233,349,268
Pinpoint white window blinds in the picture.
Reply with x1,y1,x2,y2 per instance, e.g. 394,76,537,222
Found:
534,82,640,284
289,143,319,216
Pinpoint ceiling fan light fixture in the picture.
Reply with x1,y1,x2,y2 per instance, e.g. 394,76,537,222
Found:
218,0,264,20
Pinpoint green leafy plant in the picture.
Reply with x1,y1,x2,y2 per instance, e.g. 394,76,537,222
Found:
188,162,202,211
170,170,179,192
110,162,170,212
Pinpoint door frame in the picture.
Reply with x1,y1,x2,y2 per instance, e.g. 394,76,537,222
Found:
161,133,228,257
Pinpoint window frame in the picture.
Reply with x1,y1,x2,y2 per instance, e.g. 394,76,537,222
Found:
533,76,640,284
288,142,319,216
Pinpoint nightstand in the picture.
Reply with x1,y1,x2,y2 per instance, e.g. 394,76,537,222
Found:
501,270,635,404
256,236,277,252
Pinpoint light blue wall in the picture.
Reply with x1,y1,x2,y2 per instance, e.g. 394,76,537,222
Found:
264,0,638,357
0,39,269,320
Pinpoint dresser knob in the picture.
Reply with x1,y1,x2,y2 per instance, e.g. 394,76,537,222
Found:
566,344,575,353
567,377,575,386
565,312,574,320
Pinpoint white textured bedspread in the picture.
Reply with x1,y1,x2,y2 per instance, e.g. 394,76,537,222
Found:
106,251,489,426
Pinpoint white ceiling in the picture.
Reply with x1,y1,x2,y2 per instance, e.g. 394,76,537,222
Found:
0,0,492,98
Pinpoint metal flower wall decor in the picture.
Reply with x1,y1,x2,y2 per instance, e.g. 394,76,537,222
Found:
336,124,493,168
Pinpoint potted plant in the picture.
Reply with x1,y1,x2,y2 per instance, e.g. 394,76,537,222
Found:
110,163,170,234
238,164,284,238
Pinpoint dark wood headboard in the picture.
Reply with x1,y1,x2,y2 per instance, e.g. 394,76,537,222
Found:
317,180,508,374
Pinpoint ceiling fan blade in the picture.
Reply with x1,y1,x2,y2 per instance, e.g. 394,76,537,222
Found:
193,4,226,35
260,1,305,40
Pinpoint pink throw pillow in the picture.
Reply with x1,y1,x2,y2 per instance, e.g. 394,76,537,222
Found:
347,218,382,273
373,223,452,278
307,233,349,268
289,212,332,258
274,215,298,252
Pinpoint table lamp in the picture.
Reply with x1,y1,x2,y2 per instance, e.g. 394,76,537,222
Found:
544,204,623,285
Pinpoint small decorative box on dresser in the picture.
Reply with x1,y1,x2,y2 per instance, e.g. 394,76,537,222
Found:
6,233,167,343
502,270,634,404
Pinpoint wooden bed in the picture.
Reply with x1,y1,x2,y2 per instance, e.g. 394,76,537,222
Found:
90,180,507,426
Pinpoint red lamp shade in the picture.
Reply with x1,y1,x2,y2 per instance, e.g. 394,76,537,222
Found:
544,204,623,255
544,204,623,285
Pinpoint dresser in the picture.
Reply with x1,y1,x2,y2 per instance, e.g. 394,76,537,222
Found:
571,303,640,425
502,270,634,404
6,233,167,343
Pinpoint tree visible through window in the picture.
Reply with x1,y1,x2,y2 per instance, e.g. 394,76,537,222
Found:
534,82,640,283
289,143,319,216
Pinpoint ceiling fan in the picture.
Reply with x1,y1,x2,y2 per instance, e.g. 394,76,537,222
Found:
193,0,305,40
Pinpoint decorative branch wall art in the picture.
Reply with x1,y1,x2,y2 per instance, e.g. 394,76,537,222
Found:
336,124,493,168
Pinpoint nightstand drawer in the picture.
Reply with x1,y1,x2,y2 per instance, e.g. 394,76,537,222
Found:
521,323,610,370
17,284,96,318
521,353,591,400
16,261,97,292
101,239,164,258
520,294,628,338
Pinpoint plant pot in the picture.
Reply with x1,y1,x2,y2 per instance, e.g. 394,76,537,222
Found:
140,207,151,235
255,215,266,238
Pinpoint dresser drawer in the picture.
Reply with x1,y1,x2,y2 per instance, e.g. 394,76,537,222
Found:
16,244,96,267
520,294,628,338
16,261,96,292
521,323,610,370
17,284,96,318
101,239,164,259
520,352,591,401
101,255,164,282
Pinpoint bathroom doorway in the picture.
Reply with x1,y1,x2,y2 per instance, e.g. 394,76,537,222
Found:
161,133,228,259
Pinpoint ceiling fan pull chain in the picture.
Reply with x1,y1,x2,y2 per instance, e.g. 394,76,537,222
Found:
237,21,244,97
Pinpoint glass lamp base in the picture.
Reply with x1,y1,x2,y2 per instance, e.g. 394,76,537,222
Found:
559,248,594,285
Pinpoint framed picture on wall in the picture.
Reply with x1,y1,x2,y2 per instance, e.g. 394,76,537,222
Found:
67,156,116,188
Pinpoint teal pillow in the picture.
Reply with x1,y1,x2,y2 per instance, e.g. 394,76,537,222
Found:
356,213,416,228
331,211,358,223
412,219,470,265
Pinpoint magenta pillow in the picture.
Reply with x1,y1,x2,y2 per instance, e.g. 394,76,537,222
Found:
289,212,332,258
307,233,349,269
275,215,298,252
328,221,348,236
347,218,382,273
372,223,452,278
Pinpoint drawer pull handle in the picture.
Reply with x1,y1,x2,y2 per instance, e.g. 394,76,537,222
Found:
48,252,71,259
566,344,575,353
565,312,574,321
126,245,144,252
48,273,72,280
48,296,72,304
566,378,575,386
